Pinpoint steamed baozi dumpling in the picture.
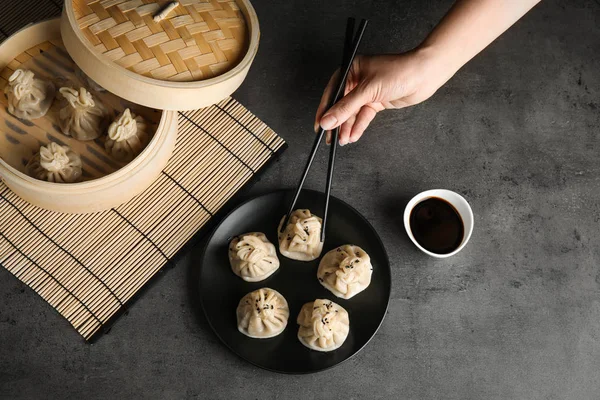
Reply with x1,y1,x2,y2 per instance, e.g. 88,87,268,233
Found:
229,232,280,282
58,87,105,141
277,209,323,261
105,108,150,162
26,142,83,183
3,69,55,120
236,288,289,339
317,245,373,299
297,299,350,352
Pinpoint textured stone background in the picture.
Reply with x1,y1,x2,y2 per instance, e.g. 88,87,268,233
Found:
1,0,599,399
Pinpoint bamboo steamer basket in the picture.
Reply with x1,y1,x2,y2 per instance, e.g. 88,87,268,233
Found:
61,0,260,111
0,19,178,213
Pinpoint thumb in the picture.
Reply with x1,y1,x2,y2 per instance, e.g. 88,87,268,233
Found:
319,84,372,131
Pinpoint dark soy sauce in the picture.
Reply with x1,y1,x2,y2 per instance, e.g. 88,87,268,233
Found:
409,197,464,254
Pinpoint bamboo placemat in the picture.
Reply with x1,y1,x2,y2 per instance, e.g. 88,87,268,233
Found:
0,97,286,340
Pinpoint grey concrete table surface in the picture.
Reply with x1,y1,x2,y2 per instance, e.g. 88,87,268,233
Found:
1,0,599,399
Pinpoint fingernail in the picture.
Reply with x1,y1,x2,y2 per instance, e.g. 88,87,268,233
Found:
314,122,319,133
339,140,347,147
320,115,337,130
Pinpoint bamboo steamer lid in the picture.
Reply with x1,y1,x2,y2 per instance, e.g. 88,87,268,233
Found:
61,0,260,110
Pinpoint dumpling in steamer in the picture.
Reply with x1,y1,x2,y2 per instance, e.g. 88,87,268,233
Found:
58,87,106,141
105,108,150,162
3,69,55,120
297,299,350,352
317,245,373,299
229,232,280,282
26,142,83,183
236,288,289,339
277,209,323,261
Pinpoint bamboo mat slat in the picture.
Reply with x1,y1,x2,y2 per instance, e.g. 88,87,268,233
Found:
0,97,286,340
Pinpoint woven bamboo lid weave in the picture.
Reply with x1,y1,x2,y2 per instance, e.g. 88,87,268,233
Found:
74,0,247,81
61,0,260,110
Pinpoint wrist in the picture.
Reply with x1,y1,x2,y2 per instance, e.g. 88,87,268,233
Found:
414,43,462,89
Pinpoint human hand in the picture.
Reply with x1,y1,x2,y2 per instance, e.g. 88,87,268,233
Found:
314,48,454,145
315,0,542,146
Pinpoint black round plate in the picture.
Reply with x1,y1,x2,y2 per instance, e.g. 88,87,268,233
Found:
199,189,391,374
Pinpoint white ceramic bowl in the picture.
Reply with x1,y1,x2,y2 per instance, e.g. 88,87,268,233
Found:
403,189,474,258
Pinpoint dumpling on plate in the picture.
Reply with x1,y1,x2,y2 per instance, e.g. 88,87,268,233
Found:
229,232,280,282
4,69,55,120
317,245,373,299
277,209,323,261
297,299,349,352
236,288,289,339
26,142,83,183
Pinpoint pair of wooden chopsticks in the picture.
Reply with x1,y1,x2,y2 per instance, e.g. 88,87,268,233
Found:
280,17,369,242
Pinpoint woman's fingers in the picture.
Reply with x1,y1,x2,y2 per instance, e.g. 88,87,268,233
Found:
348,105,378,144
338,115,356,146
314,69,340,133
320,84,372,131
